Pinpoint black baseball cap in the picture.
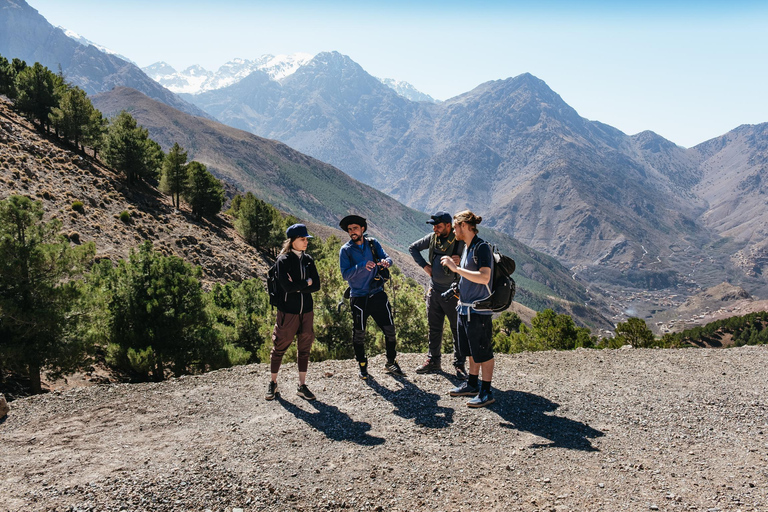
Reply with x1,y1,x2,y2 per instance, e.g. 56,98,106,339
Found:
426,211,452,225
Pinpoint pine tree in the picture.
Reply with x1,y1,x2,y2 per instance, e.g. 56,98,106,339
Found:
14,62,58,131
160,143,188,208
0,196,95,393
102,242,222,381
102,111,164,184
49,85,100,151
0,56,27,99
614,317,655,348
0,54,21,97
232,192,283,252
184,161,225,219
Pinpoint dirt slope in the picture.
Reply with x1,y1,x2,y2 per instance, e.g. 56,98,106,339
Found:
2,347,767,511
0,96,266,285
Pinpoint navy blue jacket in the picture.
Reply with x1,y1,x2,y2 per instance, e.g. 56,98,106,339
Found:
339,236,392,298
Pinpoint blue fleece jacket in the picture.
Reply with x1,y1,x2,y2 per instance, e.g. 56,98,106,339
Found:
339,236,392,298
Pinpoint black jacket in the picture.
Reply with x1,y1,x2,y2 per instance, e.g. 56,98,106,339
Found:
275,251,321,314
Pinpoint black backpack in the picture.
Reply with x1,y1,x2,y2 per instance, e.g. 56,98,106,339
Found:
267,261,281,308
471,244,516,313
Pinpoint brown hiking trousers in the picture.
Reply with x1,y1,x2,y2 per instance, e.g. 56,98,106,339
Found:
270,311,315,374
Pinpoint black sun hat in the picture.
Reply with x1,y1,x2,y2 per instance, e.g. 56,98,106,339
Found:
339,214,367,231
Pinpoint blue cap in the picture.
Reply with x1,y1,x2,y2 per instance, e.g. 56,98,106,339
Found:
426,211,452,225
286,223,313,239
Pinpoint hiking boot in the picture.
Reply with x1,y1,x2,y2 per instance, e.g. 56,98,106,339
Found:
449,381,479,397
415,358,441,374
467,389,495,408
358,361,369,380
454,364,468,381
296,384,316,401
265,380,278,400
385,360,405,376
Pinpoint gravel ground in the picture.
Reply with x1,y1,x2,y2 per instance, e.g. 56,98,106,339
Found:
2,346,767,512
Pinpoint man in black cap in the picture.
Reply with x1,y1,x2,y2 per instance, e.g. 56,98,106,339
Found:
408,211,467,379
339,214,404,379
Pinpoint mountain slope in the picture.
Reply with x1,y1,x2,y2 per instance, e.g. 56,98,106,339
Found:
91,87,428,250
188,61,711,282
186,53,768,299
0,0,207,119
90,87,610,327
0,96,264,285
691,123,768,277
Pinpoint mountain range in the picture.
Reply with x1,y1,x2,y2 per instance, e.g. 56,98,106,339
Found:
0,0,206,119
142,54,314,95
4,0,768,323
90,87,607,328
141,55,438,103
182,51,768,299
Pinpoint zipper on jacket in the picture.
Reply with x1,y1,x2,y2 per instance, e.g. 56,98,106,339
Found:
299,253,305,313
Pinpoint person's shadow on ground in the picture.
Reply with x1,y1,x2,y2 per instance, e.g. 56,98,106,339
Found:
366,374,454,429
491,390,604,451
278,395,385,446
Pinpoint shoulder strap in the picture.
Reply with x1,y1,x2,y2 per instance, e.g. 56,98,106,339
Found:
428,233,437,266
367,237,381,262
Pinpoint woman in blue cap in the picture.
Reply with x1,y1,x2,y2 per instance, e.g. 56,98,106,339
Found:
266,223,321,400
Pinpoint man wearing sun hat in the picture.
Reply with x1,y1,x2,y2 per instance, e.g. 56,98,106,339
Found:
338,214,404,379
408,211,467,379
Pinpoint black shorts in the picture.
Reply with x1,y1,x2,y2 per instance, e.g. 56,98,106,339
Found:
457,313,494,364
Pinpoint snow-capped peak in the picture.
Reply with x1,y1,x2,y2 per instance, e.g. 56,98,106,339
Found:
142,53,315,95
377,78,439,103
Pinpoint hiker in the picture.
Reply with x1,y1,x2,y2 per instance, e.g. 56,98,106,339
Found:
266,224,321,401
440,210,496,407
338,214,405,379
408,211,467,379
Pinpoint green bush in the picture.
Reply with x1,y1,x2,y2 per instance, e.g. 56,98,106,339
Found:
126,346,155,378
119,210,131,223
223,343,251,366
71,200,84,214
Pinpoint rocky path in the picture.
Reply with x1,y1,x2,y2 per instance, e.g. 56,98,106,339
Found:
2,347,767,511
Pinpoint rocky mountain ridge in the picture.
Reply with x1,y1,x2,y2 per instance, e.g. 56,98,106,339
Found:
89,87,610,328
140,54,437,104
0,0,207,119
185,51,768,301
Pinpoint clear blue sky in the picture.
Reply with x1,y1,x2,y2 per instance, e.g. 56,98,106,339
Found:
29,0,768,148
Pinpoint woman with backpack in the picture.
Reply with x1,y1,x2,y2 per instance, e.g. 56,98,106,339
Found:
266,223,321,401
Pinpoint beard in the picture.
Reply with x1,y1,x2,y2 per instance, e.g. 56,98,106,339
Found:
349,233,361,242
